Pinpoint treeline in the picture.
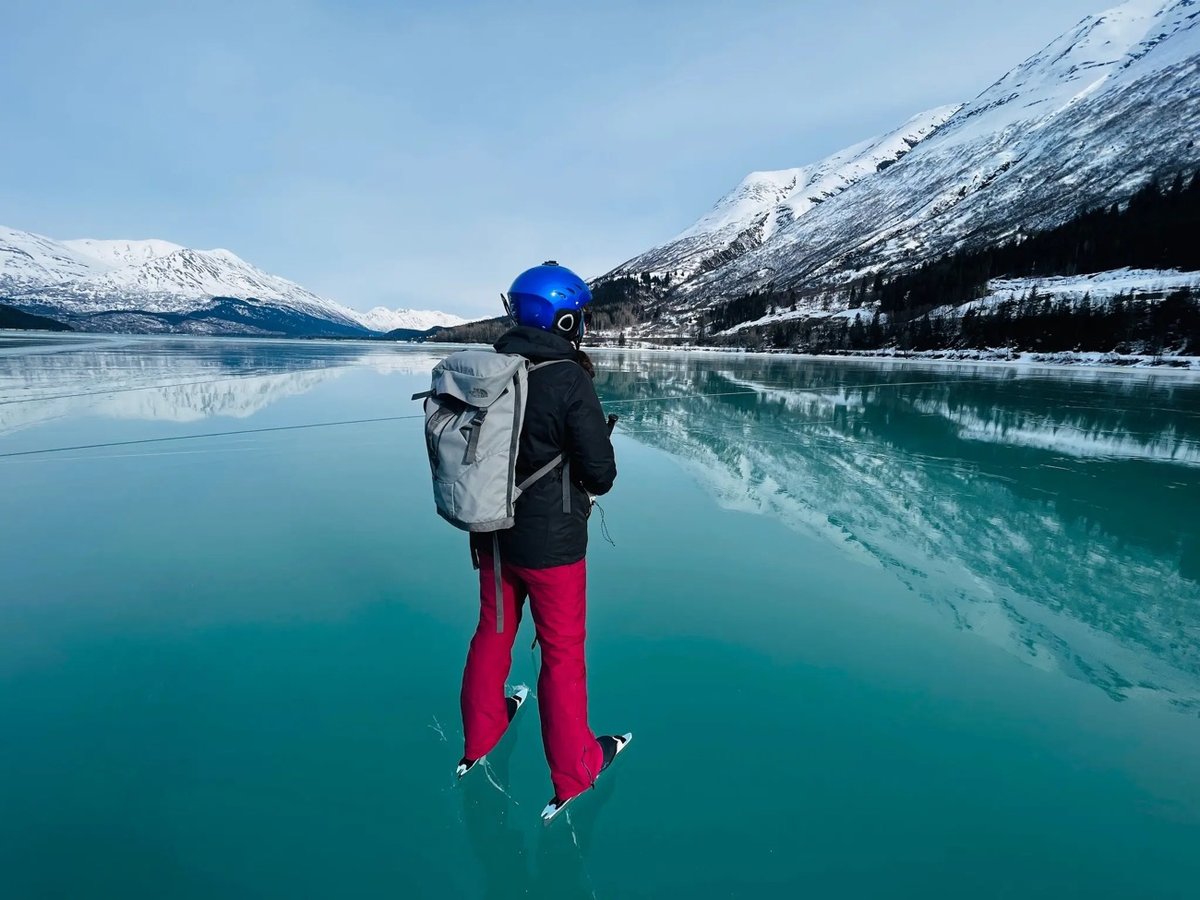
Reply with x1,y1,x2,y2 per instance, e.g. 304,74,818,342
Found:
692,170,1200,354
427,316,508,345
956,289,1200,353
705,291,772,333
0,303,74,332
719,287,1200,356
588,273,672,332
871,170,1200,319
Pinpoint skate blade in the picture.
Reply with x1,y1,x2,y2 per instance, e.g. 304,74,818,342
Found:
457,688,531,780
542,733,633,824
540,794,575,824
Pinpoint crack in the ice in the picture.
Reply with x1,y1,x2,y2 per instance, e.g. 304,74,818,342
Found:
481,759,518,805
428,716,447,743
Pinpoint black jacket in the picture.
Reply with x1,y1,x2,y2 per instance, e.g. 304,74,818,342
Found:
471,326,617,569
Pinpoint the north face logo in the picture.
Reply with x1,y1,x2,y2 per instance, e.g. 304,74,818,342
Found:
469,387,488,399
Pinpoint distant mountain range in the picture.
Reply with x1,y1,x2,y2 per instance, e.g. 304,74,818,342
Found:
0,226,466,338
596,0,1200,346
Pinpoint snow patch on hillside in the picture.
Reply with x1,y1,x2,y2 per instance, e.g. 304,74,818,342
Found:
64,238,185,269
0,225,107,290
927,268,1200,318
983,268,1200,302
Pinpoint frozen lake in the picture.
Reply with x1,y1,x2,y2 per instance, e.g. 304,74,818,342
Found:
2,334,1199,898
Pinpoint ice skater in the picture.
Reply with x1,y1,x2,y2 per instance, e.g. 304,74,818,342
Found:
422,261,631,822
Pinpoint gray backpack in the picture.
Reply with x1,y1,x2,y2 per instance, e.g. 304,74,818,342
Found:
413,349,572,630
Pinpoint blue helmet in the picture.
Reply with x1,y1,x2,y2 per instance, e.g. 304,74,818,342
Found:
504,261,592,341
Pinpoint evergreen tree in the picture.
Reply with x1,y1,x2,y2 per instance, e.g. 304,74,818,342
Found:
849,314,866,349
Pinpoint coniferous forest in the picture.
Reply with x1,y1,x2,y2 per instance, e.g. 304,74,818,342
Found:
699,172,1200,356
0,303,73,332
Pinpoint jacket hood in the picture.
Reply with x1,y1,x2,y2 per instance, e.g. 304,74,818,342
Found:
494,325,578,361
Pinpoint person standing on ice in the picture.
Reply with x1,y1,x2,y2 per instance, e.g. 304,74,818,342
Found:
455,261,630,822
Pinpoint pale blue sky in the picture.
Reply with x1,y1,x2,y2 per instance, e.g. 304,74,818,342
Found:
1,0,1102,316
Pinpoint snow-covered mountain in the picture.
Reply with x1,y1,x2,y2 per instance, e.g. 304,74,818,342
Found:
0,226,466,337
63,238,184,269
0,225,107,289
611,104,962,282
605,0,1200,325
355,306,467,333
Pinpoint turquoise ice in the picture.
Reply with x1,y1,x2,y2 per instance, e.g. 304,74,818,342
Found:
1,335,1198,899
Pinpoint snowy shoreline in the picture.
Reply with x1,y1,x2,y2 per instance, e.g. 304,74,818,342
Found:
6,329,1199,377
587,342,1200,374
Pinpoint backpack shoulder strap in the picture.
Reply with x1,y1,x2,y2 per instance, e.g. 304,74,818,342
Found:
528,358,575,373
514,358,579,506
516,452,564,493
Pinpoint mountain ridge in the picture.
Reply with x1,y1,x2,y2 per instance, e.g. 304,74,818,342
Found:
600,0,1200,335
611,104,962,285
0,225,466,337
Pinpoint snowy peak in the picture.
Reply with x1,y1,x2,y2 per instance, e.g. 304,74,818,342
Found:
679,168,806,242
942,0,1194,145
356,306,467,333
612,104,960,282
63,238,185,269
767,105,962,227
1117,0,1200,78
2,224,468,336
41,246,374,330
72,249,467,331
76,246,314,302
0,225,108,291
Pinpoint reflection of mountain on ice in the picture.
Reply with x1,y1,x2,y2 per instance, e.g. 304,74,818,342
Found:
596,353,1200,711
0,338,445,435
361,351,446,377
917,401,1200,465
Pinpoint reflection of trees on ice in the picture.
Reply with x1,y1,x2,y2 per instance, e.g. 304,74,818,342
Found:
0,336,445,435
594,351,1200,712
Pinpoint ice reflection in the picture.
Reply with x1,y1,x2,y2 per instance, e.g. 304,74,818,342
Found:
4,336,1197,712
0,334,443,435
594,352,1200,712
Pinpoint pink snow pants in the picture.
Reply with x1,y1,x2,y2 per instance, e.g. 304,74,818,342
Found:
462,554,604,802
